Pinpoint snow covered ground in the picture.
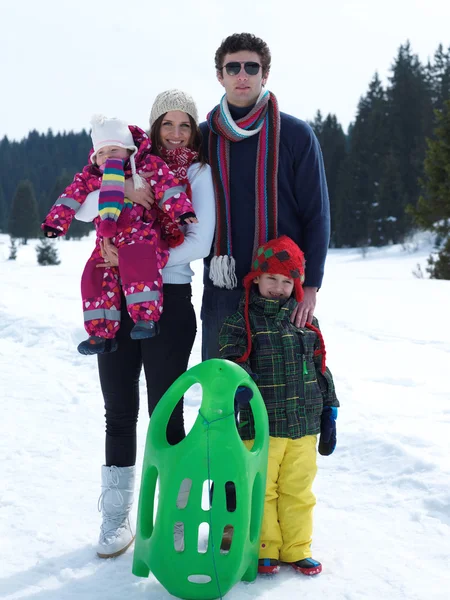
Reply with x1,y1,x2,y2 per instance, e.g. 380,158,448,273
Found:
1,232,449,600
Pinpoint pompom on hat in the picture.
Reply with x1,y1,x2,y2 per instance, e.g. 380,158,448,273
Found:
237,235,327,371
149,89,199,127
89,115,144,190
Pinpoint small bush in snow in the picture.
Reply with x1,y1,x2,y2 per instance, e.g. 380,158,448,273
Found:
36,238,61,266
8,237,17,260
412,263,424,279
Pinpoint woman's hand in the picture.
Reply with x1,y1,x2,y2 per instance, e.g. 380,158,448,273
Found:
96,238,119,268
177,216,199,224
124,172,155,210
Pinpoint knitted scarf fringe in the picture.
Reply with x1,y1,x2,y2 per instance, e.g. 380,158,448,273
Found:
209,255,237,289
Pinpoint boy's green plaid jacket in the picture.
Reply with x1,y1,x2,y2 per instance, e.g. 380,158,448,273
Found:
219,292,339,440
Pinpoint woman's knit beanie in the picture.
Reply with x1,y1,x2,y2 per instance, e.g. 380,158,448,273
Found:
149,89,199,127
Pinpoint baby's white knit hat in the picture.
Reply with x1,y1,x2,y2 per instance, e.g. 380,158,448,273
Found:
90,115,144,189
149,89,199,127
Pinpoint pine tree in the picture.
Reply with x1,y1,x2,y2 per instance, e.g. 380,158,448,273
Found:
429,44,450,111
311,113,347,246
409,100,450,278
426,239,450,279
8,180,40,244
0,185,7,232
0,129,91,221
376,151,405,244
385,42,434,240
333,157,354,248
340,73,391,246
309,110,324,137
36,238,61,266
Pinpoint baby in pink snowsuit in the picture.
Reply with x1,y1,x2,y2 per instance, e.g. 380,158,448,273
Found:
42,115,197,354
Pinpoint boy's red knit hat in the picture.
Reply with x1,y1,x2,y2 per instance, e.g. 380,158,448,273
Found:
242,235,306,302
238,236,306,363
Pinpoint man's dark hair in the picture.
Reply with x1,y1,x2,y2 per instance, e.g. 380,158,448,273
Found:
215,33,271,77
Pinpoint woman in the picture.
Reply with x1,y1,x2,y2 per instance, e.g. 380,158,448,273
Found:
80,90,215,558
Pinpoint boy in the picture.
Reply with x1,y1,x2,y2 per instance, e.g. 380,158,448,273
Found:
219,235,339,576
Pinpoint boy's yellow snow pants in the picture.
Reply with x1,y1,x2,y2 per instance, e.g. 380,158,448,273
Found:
244,434,317,562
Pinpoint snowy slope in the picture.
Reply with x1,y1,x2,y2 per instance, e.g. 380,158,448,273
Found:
1,233,449,600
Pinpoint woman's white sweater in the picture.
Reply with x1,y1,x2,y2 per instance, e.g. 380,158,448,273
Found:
76,163,215,284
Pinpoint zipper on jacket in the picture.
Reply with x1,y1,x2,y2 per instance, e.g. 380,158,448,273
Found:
298,332,307,400
302,356,308,376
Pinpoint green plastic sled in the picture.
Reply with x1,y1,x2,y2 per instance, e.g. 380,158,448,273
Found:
132,358,269,600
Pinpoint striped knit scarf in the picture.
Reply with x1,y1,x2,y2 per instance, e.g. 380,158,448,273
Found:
98,158,125,238
207,89,280,289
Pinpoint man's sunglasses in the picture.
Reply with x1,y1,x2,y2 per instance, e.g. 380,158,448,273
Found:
222,61,262,76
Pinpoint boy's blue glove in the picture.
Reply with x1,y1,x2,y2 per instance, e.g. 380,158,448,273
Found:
318,406,338,456
234,386,253,409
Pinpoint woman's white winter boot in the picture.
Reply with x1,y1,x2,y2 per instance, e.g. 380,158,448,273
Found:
97,465,135,558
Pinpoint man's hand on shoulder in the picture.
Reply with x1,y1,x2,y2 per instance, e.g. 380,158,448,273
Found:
290,286,318,328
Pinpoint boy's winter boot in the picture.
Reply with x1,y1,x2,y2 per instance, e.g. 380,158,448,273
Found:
291,557,322,575
258,558,280,575
97,465,135,558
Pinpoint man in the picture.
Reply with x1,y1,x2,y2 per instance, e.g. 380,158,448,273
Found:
200,32,330,361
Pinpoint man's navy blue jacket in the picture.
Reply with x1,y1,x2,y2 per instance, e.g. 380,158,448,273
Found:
200,104,330,290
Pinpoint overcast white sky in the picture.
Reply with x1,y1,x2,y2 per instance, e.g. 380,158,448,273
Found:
2,0,450,141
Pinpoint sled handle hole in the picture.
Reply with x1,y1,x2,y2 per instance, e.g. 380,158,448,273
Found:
176,478,192,509
173,521,185,552
198,522,210,553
